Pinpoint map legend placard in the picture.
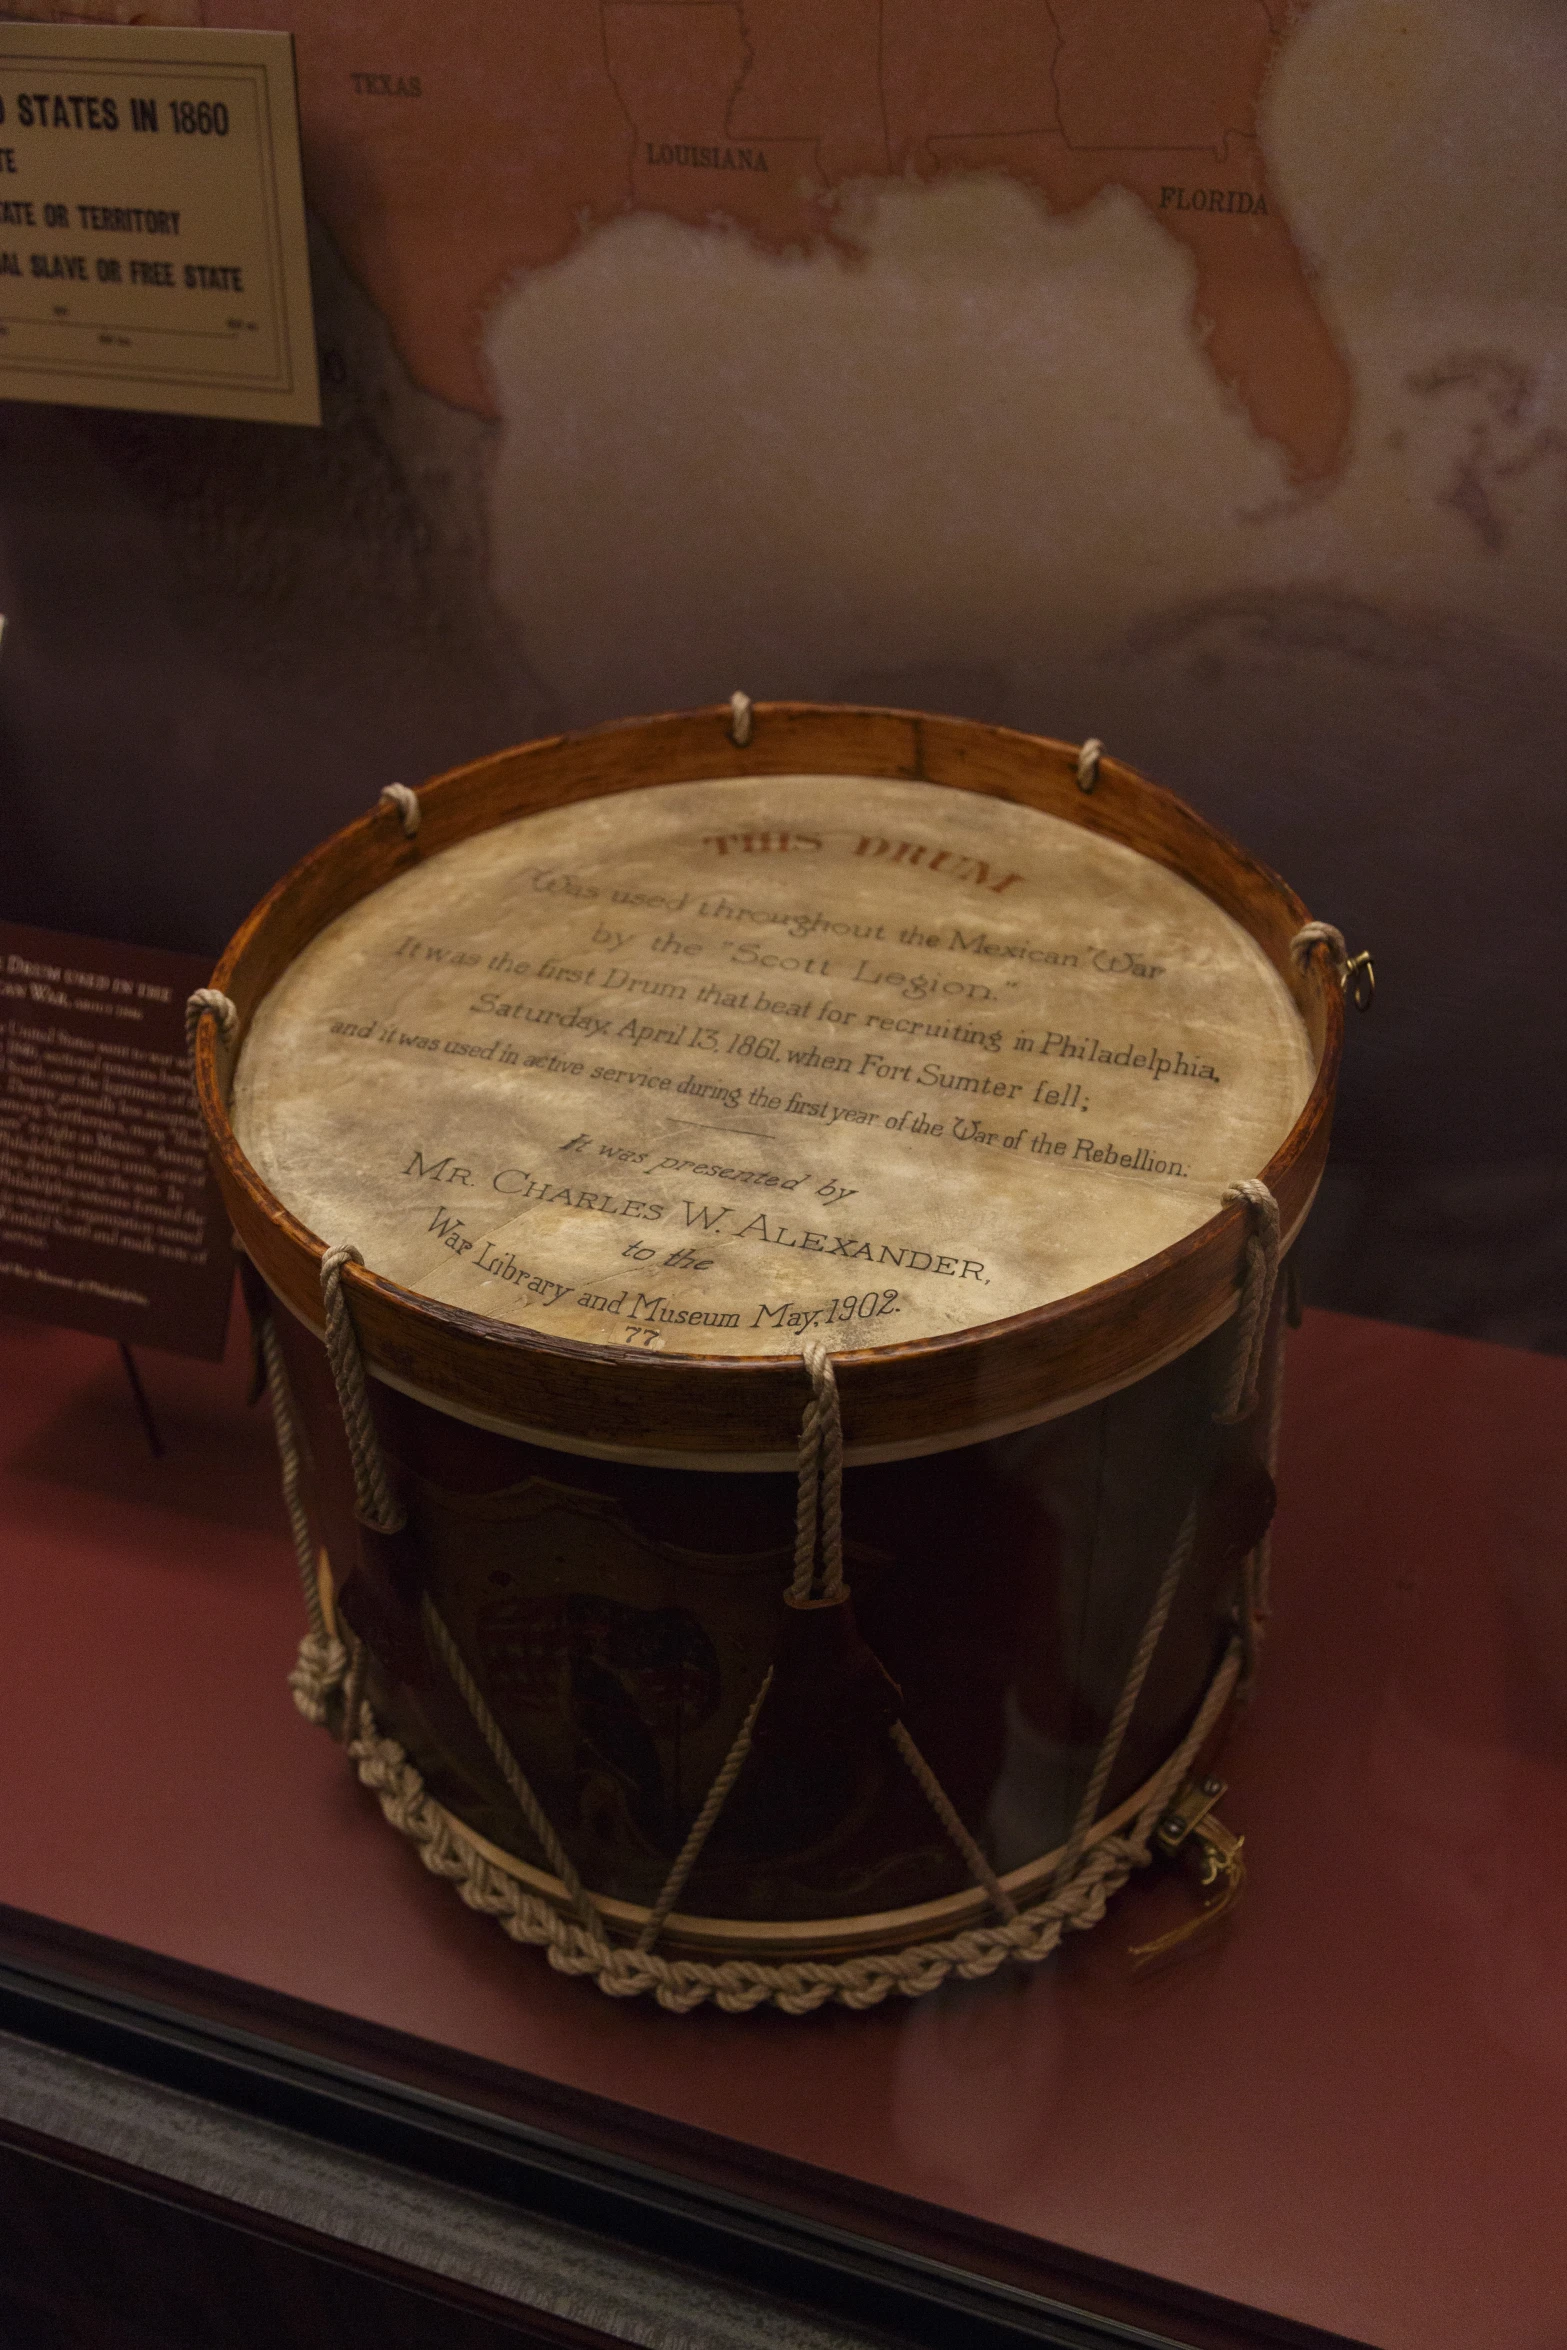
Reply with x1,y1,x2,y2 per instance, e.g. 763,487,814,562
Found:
0,21,318,425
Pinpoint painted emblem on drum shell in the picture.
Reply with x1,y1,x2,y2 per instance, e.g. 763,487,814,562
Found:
407,1475,782,1888
475,1585,722,1839
387,1471,956,1914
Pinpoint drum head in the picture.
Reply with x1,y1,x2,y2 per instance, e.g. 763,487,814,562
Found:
232,771,1314,1362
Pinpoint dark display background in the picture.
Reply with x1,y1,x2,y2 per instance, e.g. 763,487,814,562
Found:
2,3,1563,1354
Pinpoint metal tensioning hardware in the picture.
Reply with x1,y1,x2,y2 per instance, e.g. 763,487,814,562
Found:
1342,950,1375,1013
1128,1774,1248,1965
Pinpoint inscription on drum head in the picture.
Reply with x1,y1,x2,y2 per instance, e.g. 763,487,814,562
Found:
232,776,1315,1356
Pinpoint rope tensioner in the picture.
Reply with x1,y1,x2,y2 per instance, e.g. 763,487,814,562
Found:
252,1206,1277,2009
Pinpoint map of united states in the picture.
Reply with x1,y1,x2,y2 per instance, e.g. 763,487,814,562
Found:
212,0,1352,484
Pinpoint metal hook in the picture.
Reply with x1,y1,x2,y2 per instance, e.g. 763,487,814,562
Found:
1129,1774,1247,1967
1342,950,1375,1013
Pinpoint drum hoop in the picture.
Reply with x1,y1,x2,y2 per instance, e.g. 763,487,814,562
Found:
309,1496,1185,1961
319,1632,1246,2006
431,1763,1166,1959
253,1170,1315,1467
197,703,1341,1462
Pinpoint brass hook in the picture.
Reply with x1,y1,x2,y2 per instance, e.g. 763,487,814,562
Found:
1129,1774,1247,1967
1342,950,1375,1013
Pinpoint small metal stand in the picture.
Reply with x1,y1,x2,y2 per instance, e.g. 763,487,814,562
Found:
117,1344,166,1461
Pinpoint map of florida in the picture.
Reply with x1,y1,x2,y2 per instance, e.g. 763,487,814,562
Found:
210,0,1352,486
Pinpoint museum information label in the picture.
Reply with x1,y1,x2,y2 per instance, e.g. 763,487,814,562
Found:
233,776,1315,1358
0,922,231,1358
0,22,317,425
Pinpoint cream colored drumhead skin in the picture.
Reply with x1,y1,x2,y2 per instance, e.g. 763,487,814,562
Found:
232,776,1314,1358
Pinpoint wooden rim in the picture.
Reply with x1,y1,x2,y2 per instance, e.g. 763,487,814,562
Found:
196,703,1341,1462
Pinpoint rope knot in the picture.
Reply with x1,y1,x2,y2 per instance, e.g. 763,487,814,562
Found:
288,1628,348,1725
185,987,238,1056
1290,920,1346,977
1076,737,1103,793
728,689,753,747
1290,921,1373,1009
379,782,421,837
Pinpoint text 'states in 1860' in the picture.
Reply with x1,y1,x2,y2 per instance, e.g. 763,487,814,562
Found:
0,21,317,425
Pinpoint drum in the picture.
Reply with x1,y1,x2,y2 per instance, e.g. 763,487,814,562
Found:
190,703,1354,2014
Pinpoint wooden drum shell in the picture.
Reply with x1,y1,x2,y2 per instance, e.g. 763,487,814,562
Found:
255,1264,1284,1958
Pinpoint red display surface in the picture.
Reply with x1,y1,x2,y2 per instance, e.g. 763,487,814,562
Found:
2,1304,1565,2349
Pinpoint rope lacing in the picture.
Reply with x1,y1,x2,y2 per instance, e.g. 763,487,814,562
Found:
259,1188,1280,2008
